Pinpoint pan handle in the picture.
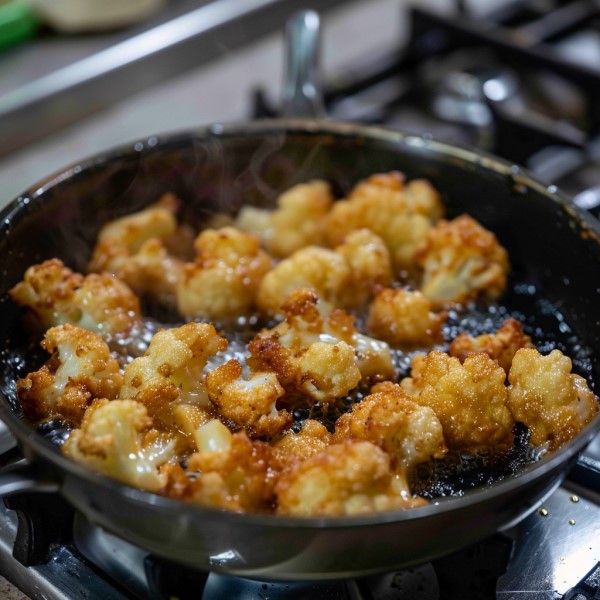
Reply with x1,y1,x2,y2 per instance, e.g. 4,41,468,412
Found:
0,459,60,495
281,10,326,119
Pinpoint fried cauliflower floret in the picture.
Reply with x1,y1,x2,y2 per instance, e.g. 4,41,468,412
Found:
236,180,334,258
165,428,276,512
257,228,393,315
507,348,599,450
248,289,393,405
275,440,427,516
325,172,444,276
206,359,292,438
257,246,351,315
366,287,447,347
334,382,447,474
271,419,332,471
119,322,228,427
401,351,514,453
89,194,187,305
16,324,123,425
414,214,509,309
9,259,141,336
63,399,180,492
335,229,394,308
450,318,534,373
176,226,273,320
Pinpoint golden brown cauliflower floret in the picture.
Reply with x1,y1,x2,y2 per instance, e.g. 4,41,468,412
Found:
236,180,334,258
89,194,188,306
414,214,509,309
176,226,273,320
256,228,393,315
335,228,394,308
16,324,123,426
62,399,182,492
449,318,534,374
271,419,332,472
275,440,427,516
119,322,228,428
366,287,447,348
334,382,447,474
9,259,141,337
400,350,514,453
206,359,292,438
256,246,351,315
325,172,444,276
165,428,276,513
248,289,394,406
507,348,599,450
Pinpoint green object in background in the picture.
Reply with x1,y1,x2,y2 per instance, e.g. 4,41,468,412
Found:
0,0,39,52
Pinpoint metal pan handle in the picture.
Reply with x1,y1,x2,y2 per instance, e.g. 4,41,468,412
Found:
0,459,59,495
281,10,326,119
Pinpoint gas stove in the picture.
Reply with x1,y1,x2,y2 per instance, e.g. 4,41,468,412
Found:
2,1,600,598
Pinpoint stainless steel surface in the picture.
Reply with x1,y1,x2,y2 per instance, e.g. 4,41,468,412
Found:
498,485,600,598
0,0,350,158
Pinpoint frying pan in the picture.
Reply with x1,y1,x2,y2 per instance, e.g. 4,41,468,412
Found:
0,13,599,581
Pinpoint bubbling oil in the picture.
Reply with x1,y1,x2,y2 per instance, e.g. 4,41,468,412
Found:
1,278,595,500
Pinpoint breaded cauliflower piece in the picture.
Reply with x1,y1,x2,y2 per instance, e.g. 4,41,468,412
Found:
256,246,352,315
334,382,447,473
248,289,394,405
325,172,444,276
89,194,188,305
275,440,427,516
166,429,276,513
206,359,292,438
16,324,123,425
271,419,332,471
366,287,447,347
256,227,393,316
414,214,509,309
236,180,334,258
335,228,394,308
119,322,228,426
9,259,141,337
400,350,514,453
449,318,534,373
508,348,599,450
62,399,181,492
176,226,273,320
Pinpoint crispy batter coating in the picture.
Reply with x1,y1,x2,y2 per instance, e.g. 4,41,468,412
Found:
89,194,187,305
176,226,273,320
334,382,447,473
271,419,332,472
256,246,352,315
400,351,514,453
508,348,599,449
236,180,334,258
275,440,427,516
16,324,123,426
325,172,444,275
9,259,141,336
248,289,394,406
366,287,447,347
62,399,181,492
256,228,393,315
206,359,292,438
414,214,509,309
120,322,228,428
166,429,276,512
335,229,394,308
449,318,534,373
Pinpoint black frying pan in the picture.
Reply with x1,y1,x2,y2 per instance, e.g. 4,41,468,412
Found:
0,120,599,580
